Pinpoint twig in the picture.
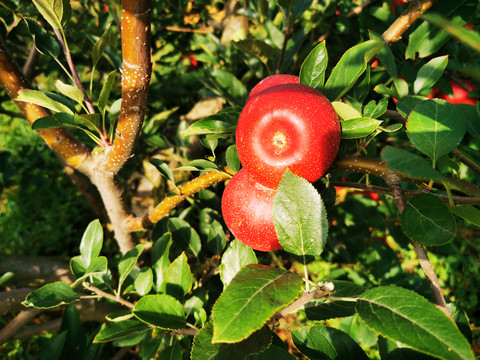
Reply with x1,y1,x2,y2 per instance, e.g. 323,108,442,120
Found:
164,26,213,34
382,0,435,44
128,169,233,232
83,282,134,309
451,148,480,175
0,308,43,345
383,171,454,321
276,12,291,74
268,282,335,324
346,0,380,18
22,42,38,79
53,28,95,114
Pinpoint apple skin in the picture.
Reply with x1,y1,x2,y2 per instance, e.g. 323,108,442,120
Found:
236,83,340,188
246,74,299,103
437,79,478,105
221,168,281,251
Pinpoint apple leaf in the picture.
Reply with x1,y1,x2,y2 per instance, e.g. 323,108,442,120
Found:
413,55,448,94
340,117,382,139
23,282,79,309
118,244,145,291
219,239,258,287
133,294,186,330
292,326,369,360
450,205,480,228
324,40,383,101
401,193,456,246
151,232,172,293
94,318,149,343
273,170,328,257
299,41,328,91
407,99,466,165
165,252,193,301
212,264,301,343
32,0,71,30
191,321,272,360
181,107,241,138
357,286,474,360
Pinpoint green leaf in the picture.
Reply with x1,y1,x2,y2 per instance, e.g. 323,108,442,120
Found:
149,159,175,184
118,244,145,290
299,41,328,90
356,286,474,360
79,219,103,266
181,107,241,137
225,145,240,174
292,326,369,360
324,40,383,101
23,282,79,309
423,13,480,54
401,193,456,246
381,146,448,183
332,101,362,120
273,170,328,257
413,56,448,94
363,98,388,119
98,70,117,116
341,117,382,139
133,294,186,330
16,89,74,114
450,205,480,228
168,218,202,257
395,95,426,118
304,281,365,321
212,264,302,343
456,104,480,137
205,69,247,106
135,267,153,296
233,39,279,69
207,220,226,254
85,256,108,275
55,79,84,105
191,321,272,360
370,31,397,80
219,239,258,287
75,114,101,132
151,233,172,293
92,24,113,67
31,115,61,130
165,252,193,301
407,99,466,165
24,18,60,58
94,319,149,343
32,0,71,29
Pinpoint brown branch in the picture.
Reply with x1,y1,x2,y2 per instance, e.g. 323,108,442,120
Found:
128,170,233,232
22,42,38,79
0,308,43,345
102,0,152,175
83,282,135,309
451,148,480,175
0,288,34,316
345,0,380,18
0,35,92,171
383,171,453,321
333,155,480,196
164,25,213,34
382,0,435,45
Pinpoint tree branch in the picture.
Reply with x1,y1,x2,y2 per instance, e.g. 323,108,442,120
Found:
102,0,152,175
128,170,233,232
383,171,453,321
82,282,134,309
382,0,435,44
0,308,43,345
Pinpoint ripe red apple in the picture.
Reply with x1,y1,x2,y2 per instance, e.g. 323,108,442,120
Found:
246,74,299,103
221,168,281,251
236,83,340,188
437,79,478,105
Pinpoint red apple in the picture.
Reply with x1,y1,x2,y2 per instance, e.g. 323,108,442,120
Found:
221,168,281,251
437,79,478,105
246,74,299,103
236,83,340,188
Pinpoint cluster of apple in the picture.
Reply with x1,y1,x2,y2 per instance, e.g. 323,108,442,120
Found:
221,75,341,251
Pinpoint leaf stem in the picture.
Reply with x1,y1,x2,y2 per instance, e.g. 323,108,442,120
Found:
83,282,134,309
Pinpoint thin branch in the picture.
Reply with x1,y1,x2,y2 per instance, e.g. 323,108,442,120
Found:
0,35,92,171
382,0,435,44
383,171,454,321
128,170,233,232
451,148,480,175
276,12,291,74
268,282,335,325
333,155,480,196
22,42,38,79
0,308,43,345
83,282,134,309
346,0,380,18
0,288,34,315
164,25,213,34
102,0,153,175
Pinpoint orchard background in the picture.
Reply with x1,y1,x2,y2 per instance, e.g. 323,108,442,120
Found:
1,0,480,359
